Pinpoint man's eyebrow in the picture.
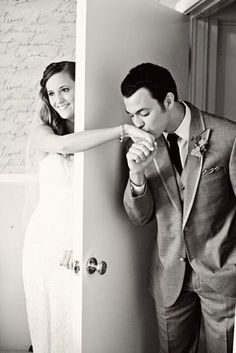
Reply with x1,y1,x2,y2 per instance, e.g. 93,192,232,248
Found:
125,108,147,115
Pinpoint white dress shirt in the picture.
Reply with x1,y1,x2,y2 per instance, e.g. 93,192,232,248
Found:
163,101,191,168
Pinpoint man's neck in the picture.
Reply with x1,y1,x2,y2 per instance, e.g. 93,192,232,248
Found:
167,101,185,133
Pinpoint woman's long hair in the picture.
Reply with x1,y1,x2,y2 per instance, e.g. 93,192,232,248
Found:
39,61,75,135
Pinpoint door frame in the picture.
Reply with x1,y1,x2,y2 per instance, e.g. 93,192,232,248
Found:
187,0,236,111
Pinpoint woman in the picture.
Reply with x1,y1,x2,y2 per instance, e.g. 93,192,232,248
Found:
23,61,154,353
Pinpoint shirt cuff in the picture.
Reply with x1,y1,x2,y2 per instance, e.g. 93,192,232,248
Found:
130,179,146,196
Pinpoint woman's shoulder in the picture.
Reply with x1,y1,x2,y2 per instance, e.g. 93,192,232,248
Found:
33,123,54,137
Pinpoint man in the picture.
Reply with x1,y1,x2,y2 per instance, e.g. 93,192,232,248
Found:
121,62,236,353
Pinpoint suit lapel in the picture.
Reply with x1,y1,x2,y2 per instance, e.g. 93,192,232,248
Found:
153,135,183,220
183,104,211,229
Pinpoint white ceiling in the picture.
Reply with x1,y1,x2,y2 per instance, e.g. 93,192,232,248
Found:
158,0,200,13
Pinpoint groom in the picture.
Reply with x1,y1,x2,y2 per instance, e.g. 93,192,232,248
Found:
121,62,236,353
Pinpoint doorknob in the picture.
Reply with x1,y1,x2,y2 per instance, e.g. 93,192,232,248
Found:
73,260,80,274
86,257,107,275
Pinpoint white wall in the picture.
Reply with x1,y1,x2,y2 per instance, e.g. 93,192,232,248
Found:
0,183,31,350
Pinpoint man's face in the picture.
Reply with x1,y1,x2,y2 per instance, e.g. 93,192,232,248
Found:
124,87,169,138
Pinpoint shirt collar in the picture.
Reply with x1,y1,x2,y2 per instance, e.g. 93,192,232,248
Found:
174,101,191,142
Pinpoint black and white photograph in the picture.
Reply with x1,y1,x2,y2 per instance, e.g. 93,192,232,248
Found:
0,0,236,353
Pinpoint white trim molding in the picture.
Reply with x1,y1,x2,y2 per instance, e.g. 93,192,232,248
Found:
188,1,236,111
0,174,38,184
176,0,235,17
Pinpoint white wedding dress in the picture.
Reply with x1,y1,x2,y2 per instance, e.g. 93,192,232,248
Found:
23,153,74,353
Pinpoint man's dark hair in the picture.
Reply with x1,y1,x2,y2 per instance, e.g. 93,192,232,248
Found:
121,63,178,108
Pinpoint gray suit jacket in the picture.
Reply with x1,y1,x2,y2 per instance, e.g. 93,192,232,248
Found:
123,102,236,307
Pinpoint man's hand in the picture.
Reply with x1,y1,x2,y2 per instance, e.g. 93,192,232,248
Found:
126,140,157,184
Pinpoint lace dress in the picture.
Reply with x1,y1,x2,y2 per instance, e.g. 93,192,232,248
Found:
23,153,74,353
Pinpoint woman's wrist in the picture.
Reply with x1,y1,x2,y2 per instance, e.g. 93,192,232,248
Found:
119,124,125,143
122,123,130,138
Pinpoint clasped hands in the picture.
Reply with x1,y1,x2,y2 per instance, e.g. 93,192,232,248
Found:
126,125,157,172
127,136,158,176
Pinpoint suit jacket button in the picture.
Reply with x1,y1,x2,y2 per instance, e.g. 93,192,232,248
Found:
179,257,186,263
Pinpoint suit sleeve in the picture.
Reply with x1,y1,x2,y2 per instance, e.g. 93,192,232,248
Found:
123,178,154,226
229,137,236,196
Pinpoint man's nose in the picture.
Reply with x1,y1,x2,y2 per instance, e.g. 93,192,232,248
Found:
133,116,144,128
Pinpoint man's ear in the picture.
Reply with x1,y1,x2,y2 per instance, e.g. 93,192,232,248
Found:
163,92,175,111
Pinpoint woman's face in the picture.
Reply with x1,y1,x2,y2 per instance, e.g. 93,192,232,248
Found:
46,70,75,123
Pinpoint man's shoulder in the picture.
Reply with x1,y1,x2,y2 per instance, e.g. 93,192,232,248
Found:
202,110,236,129
185,101,236,133
202,113,236,147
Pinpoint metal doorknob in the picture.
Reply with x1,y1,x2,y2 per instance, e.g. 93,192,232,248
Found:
86,257,107,275
73,260,80,274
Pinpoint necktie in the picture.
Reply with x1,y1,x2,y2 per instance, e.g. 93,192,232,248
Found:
167,133,183,175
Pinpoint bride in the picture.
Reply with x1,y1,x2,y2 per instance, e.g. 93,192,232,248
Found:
22,60,155,353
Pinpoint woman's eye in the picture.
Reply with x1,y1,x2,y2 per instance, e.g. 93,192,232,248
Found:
62,87,69,93
141,112,149,117
48,92,54,97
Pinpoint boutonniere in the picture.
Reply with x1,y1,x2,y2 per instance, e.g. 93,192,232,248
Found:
190,129,211,159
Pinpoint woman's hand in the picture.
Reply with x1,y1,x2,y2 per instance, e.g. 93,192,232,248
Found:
124,124,155,144
59,250,74,270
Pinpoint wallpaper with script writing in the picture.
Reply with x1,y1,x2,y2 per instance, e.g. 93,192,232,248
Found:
0,0,76,173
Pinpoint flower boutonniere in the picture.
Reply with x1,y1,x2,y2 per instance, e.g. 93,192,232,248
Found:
190,129,211,159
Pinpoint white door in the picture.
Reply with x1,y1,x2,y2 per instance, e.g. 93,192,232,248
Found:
73,1,190,352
